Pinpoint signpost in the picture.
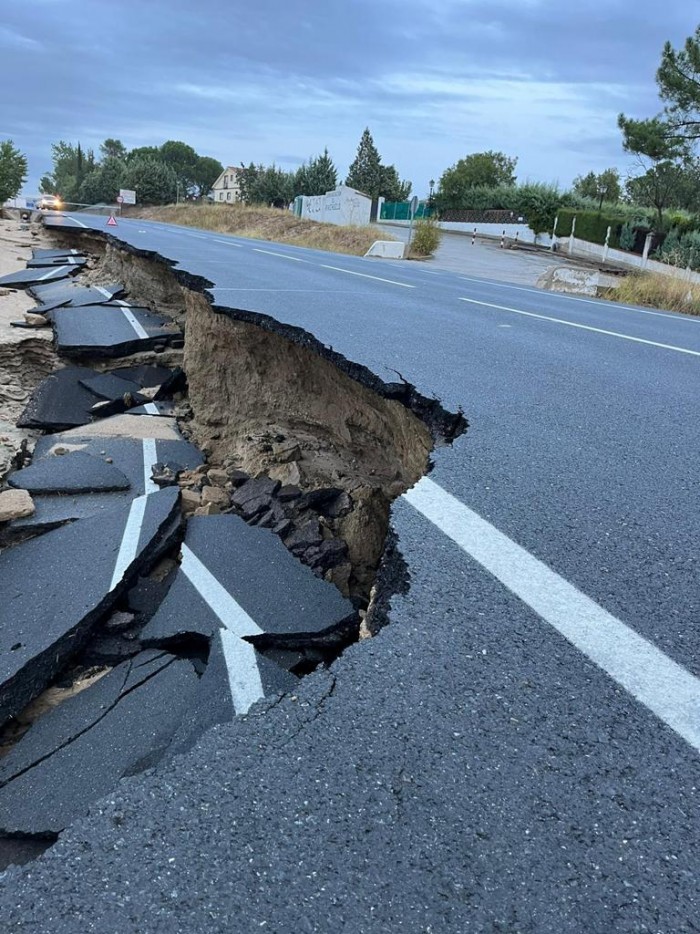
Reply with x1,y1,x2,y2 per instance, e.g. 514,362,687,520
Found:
119,189,136,205
407,195,419,254
116,194,124,216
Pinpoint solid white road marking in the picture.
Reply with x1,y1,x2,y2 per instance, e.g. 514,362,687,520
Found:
320,264,416,288
119,305,149,339
180,544,264,714
253,248,308,262
458,276,700,323
61,216,88,228
37,266,68,281
95,286,113,299
109,494,148,591
142,438,159,493
404,477,700,753
213,239,243,247
143,402,159,415
459,297,700,357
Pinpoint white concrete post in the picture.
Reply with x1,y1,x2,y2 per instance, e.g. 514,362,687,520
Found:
376,196,385,222
550,214,559,251
602,226,612,264
641,232,653,269
568,216,576,256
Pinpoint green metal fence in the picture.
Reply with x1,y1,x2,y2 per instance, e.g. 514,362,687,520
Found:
380,201,434,220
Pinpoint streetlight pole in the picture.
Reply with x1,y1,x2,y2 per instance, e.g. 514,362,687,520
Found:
428,179,435,214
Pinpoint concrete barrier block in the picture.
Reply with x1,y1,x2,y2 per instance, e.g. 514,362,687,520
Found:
365,240,405,259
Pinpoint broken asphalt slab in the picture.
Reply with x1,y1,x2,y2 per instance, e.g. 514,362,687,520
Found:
53,303,182,358
17,366,178,432
0,487,181,724
26,256,87,270
11,427,202,530
31,249,84,260
142,514,358,651
7,451,131,494
0,650,198,836
0,265,79,290
29,282,126,313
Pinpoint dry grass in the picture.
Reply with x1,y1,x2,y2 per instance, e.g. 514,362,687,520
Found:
128,203,390,256
602,271,700,316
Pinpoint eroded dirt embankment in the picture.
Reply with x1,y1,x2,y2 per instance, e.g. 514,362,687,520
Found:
47,231,465,609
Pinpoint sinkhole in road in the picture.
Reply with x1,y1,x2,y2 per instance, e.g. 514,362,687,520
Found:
0,227,466,864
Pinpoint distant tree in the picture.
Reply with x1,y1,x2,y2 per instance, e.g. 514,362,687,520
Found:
238,163,294,207
346,128,383,198
515,183,562,239
78,156,125,204
100,138,128,161
656,24,700,145
442,151,517,193
572,168,622,209
379,164,412,201
192,156,224,198
295,148,338,197
346,129,412,200
159,140,199,193
0,140,27,203
619,115,690,230
122,157,177,205
127,146,161,163
40,140,96,203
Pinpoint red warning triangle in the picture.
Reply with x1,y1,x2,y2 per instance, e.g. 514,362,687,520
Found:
106,215,118,227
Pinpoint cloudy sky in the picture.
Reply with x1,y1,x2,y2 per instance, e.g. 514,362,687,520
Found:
0,0,696,197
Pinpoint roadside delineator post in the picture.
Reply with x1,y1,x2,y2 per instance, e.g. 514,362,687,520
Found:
500,230,505,249
471,227,477,246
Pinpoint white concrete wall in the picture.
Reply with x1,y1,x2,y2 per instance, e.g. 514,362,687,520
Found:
561,237,700,285
380,218,553,247
299,186,371,227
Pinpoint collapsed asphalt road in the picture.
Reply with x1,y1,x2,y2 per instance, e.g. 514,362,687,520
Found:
0,213,699,932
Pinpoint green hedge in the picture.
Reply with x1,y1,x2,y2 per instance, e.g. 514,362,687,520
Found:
555,208,625,248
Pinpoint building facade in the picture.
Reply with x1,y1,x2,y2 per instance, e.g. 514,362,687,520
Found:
210,166,242,203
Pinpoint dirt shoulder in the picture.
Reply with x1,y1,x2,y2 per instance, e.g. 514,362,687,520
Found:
128,203,391,256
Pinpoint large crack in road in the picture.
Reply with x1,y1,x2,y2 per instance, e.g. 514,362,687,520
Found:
0,218,465,866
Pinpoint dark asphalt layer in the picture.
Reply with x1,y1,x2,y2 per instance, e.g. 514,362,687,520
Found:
2,213,697,932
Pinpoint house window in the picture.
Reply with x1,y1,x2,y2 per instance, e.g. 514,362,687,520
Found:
219,192,223,201
227,191,231,200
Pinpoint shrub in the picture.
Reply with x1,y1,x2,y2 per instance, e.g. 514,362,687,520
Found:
609,272,700,315
656,229,700,270
410,217,442,256
619,222,636,251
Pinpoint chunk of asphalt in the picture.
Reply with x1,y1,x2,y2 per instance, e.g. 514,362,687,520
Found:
110,365,173,389
30,283,126,313
31,248,84,260
53,303,182,358
153,366,187,400
127,401,175,417
26,256,87,269
6,451,131,494
0,487,181,725
0,651,198,836
141,515,357,653
167,635,297,755
11,433,202,530
79,372,144,401
16,366,105,431
0,265,78,289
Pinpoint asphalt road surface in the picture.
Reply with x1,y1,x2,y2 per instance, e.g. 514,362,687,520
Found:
2,213,699,933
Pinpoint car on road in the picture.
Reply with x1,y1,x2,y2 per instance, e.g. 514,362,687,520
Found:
38,194,62,210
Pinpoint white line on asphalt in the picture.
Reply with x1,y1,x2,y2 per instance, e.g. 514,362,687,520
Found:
320,264,416,288
143,402,159,415
459,297,700,357
212,287,361,293
180,544,264,714
37,266,67,281
213,239,243,247
96,286,113,299
458,275,700,323
109,495,148,591
404,477,700,753
119,306,150,339
61,216,88,228
253,248,308,262
142,438,159,493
